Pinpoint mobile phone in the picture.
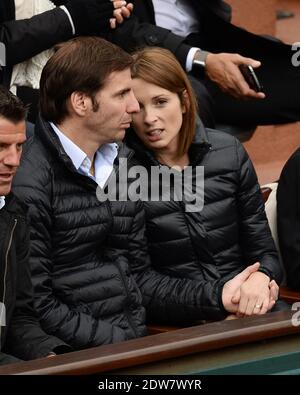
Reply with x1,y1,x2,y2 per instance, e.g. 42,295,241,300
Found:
239,64,263,93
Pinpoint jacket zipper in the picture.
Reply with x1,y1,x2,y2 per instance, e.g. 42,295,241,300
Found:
110,149,139,337
116,261,139,338
179,201,206,279
0,218,17,350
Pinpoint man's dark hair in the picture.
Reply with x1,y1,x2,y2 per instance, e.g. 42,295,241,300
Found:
40,36,133,124
0,86,28,122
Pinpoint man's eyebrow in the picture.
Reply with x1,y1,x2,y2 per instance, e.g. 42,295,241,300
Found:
114,87,131,96
0,136,27,143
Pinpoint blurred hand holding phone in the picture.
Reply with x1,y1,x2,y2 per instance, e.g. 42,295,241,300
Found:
239,64,264,93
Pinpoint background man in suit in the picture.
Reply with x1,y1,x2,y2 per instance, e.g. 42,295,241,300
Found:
110,0,300,131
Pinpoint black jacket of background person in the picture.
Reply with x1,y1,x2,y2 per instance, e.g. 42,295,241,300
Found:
11,116,243,347
126,120,282,323
277,148,300,291
0,193,69,365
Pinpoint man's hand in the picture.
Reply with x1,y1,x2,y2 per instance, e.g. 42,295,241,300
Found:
232,271,273,316
222,262,260,313
204,53,266,100
66,0,133,34
110,1,133,29
268,279,279,310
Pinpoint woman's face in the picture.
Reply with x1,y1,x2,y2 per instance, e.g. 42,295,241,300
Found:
131,78,185,153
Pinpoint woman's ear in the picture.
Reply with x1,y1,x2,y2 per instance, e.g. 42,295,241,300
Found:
181,90,190,114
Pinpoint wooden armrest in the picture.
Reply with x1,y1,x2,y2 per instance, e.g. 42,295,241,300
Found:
280,286,300,304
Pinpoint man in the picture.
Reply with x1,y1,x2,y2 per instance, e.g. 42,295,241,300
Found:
0,0,133,121
109,0,300,130
12,37,277,349
0,86,70,365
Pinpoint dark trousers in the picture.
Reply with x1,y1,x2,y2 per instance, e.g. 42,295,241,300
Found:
186,12,300,128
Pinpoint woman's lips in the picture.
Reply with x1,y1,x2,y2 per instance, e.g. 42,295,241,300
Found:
146,129,163,142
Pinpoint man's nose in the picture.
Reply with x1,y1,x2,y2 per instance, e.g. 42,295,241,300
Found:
127,91,140,114
3,146,21,167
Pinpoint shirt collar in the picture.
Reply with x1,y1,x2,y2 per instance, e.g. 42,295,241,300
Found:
50,122,119,186
50,122,87,170
0,196,5,210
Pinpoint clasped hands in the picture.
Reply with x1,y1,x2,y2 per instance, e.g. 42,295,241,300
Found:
222,262,279,318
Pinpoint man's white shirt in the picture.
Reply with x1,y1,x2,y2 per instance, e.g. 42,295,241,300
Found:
152,0,200,71
50,123,118,188
0,196,5,210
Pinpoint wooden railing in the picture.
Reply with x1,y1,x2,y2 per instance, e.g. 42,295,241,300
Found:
280,286,300,305
0,310,299,375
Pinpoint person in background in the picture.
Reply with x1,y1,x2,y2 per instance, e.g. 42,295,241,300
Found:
0,0,133,122
0,86,70,365
277,149,300,291
109,0,300,134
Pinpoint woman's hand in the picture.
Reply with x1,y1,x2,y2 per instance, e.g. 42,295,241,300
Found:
232,271,273,316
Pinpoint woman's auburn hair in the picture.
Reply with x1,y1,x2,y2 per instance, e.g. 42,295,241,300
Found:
131,47,198,158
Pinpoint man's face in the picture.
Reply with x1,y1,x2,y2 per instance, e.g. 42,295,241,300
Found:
0,116,26,196
85,68,139,144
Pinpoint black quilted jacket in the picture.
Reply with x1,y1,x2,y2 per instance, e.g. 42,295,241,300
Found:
126,120,282,288
0,193,68,365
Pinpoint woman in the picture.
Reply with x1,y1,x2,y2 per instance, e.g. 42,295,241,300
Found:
127,47,285,318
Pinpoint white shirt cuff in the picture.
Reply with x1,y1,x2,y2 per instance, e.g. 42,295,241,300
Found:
186,47,201,72
60,5,75,35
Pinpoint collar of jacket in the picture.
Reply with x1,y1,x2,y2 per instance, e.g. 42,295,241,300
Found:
0,0,14,23
125,116,212,166
0,192,26,218
201,0,232,22
35,114,134,174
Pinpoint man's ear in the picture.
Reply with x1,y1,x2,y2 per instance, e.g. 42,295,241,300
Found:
69,91,89,116
181,90,190,114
